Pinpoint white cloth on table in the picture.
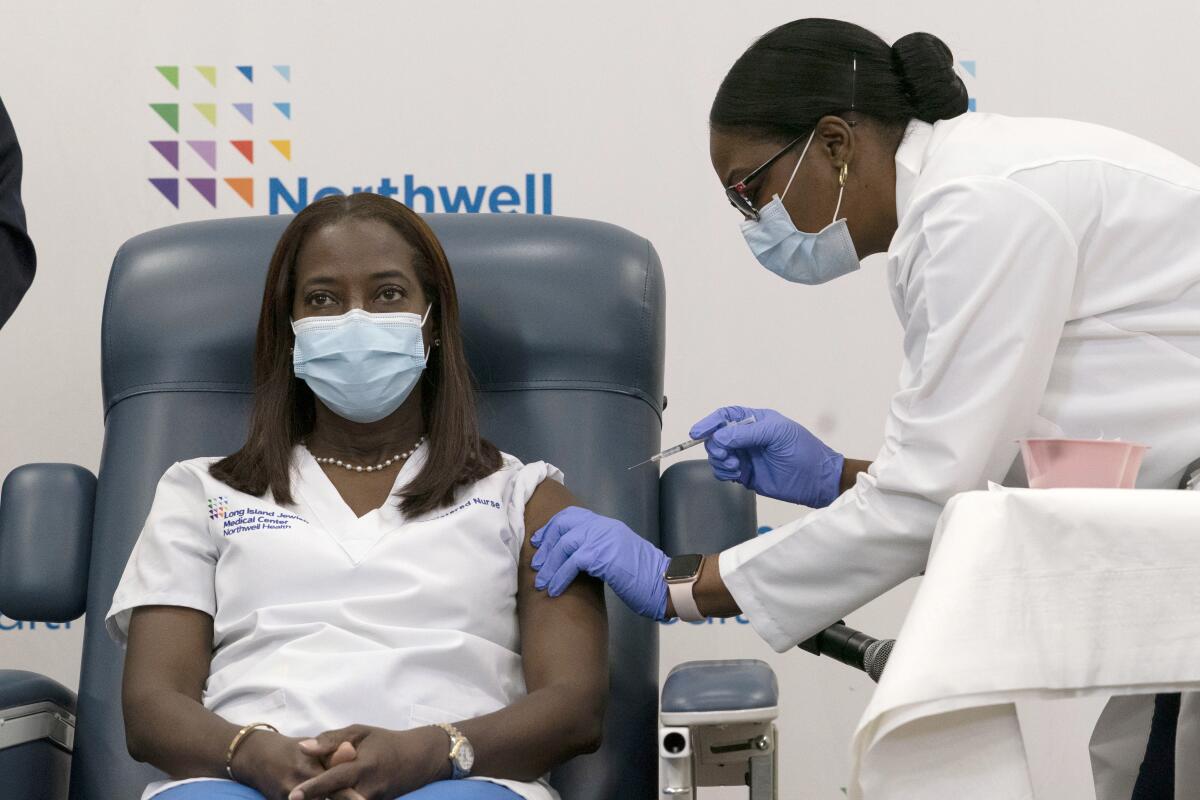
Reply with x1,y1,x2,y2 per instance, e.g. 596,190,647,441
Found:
106,443,562,800
850,487,1200,800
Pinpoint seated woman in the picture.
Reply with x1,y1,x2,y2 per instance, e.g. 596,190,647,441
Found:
105,193,608,800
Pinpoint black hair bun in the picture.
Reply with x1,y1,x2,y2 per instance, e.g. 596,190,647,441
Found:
891,32,969,123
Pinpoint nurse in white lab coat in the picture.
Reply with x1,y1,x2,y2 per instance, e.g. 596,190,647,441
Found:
531,17,1200,798
107,193,608,800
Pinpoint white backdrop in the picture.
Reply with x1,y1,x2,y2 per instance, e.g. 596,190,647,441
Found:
3,2,1199,797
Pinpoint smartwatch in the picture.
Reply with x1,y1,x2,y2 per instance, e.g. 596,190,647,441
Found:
665,554,705,622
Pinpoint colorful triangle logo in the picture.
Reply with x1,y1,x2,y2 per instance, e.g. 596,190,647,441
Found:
274,65,291,82
149,178,179,208
155,66,179,89
230,140,254,164
187,178,218,208
236,65,254,83
187,140,217,170
274,102,291,120
269,139,292,161
959,60,976,78
195,65,217,88
149,140,179,170
233,102,254,123
225,178,254,207
150,103,179,132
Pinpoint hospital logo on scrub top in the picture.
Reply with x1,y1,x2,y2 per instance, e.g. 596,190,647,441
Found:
207,496,230,520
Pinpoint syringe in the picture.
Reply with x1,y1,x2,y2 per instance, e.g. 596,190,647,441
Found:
627,415,757,470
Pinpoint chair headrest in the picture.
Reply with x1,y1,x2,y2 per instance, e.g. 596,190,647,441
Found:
102,212,664,417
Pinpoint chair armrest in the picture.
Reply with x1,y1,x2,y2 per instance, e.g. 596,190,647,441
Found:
659,461,757,555
0,670,75,800
660,659,778,726
0,670,77,752
0,463,96,621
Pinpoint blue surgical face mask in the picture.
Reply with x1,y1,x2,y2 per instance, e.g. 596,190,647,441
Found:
740,130,861,285
291,306,431,424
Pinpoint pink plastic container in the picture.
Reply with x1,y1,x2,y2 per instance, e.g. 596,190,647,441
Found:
1019,438,1148,489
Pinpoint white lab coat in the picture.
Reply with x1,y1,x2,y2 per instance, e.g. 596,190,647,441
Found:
719,113,1200,795
106,443,562,800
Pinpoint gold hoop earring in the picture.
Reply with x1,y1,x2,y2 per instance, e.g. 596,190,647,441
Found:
838,163,849,187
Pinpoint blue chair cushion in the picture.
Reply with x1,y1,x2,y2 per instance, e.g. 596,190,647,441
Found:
0,464,95,622
661,659,778,714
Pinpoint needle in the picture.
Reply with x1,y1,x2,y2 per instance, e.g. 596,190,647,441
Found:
627,415,757,470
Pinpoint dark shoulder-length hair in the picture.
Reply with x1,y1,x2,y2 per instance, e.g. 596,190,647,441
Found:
210,193,502,516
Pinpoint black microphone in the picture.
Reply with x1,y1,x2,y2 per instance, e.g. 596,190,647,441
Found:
798,622,895,683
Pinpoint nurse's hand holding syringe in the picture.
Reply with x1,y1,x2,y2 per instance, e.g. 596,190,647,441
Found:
688,405,847,508
532,405,858,622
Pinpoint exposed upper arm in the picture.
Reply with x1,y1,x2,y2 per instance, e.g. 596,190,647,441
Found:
123,605,214,710
517,480,608,699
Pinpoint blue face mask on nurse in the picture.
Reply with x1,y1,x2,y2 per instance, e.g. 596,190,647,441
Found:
735,128,861,284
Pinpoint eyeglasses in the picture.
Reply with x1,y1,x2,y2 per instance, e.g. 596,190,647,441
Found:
723,134,807,221
722,118,858,221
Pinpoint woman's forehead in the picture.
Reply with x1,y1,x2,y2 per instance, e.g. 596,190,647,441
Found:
294,218,420,282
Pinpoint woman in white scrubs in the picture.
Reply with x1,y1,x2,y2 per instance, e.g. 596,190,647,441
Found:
532,17,1200,797
106,194,608,800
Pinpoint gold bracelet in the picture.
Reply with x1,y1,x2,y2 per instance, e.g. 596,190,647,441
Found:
225,722,279,780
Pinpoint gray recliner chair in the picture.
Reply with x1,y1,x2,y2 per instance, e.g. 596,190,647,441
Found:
0,212,779,800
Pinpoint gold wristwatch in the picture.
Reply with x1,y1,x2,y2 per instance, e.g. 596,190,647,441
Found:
434,722,475,779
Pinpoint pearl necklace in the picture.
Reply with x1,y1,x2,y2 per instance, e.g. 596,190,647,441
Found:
310,436,426,473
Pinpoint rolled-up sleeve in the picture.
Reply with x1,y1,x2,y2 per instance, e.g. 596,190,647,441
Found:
721,177,1079,651
501,459,565,560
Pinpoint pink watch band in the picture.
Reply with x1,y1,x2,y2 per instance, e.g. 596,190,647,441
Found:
668,575,705,622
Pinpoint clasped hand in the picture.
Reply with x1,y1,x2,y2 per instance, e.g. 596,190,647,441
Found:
236,723,448,800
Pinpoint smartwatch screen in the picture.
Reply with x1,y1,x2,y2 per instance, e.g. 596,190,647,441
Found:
665,553,704,581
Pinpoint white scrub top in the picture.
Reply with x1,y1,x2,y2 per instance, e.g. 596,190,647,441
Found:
106,443,563,800
722,112,1200,652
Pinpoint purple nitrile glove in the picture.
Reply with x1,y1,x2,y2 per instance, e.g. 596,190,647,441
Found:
690,405,844,508
531,506,670,621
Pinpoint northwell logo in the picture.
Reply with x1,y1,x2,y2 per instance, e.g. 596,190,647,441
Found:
146,64,554,215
